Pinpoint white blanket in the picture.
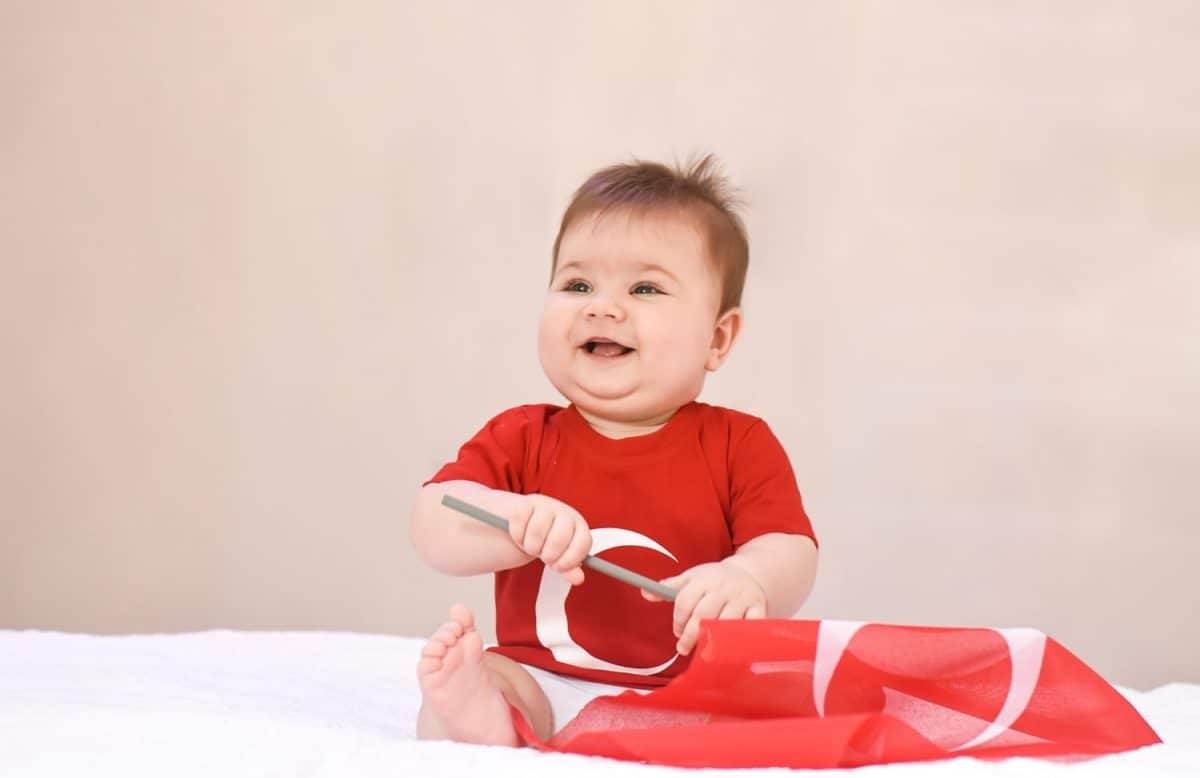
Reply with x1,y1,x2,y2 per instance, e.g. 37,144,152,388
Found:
1,630,1196,777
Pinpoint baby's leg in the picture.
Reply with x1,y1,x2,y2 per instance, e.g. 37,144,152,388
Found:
416,604,553,744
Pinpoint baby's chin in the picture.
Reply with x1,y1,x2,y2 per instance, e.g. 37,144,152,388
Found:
561,385,698,426
543,363,705,420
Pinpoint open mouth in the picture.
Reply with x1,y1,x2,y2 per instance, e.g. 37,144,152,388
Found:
582,339,635,357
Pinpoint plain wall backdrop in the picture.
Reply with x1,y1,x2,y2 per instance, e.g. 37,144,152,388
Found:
3,2,1197,690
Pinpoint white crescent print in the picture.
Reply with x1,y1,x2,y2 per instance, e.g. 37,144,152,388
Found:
951,628,1046,750
813,620,1049,751
534,527,679,676
813,620,867,717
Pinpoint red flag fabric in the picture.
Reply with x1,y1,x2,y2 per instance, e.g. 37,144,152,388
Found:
511,619,1160,769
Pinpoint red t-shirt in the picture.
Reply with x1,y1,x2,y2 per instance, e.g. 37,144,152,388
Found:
426,401,816,686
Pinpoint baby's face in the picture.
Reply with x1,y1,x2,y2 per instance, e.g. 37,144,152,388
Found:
538,209,735,426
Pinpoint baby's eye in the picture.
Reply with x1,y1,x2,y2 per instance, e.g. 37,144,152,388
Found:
631,283,662,296
563,280,591,293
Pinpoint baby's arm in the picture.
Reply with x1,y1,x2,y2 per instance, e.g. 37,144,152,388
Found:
410,480,593,585
725,532,818,618
643,533,818,656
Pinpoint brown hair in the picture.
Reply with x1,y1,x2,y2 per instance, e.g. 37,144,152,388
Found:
551,154,749,315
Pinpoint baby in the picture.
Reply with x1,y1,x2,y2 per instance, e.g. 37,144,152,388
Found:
410,155,819,745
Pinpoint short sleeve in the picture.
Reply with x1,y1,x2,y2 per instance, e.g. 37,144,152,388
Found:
729,420,818,548
423,407,534,493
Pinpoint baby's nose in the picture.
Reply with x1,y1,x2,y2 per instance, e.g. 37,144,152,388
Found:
584,296,626,320
586,308,620,318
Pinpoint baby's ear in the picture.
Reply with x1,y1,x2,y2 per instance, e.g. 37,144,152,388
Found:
706,307,742,371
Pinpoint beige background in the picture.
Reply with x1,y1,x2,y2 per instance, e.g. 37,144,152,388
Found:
3,2,1197,690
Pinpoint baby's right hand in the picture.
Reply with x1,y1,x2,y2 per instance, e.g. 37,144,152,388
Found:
496,493,592,585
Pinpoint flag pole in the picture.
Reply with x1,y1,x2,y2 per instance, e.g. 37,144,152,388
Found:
441,494,678,602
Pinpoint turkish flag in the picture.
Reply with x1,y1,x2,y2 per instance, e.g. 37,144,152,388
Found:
511,620,1160,768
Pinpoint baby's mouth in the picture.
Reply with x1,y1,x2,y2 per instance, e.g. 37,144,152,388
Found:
583,339,635,357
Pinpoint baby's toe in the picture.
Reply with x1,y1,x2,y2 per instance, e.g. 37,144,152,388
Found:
431,623,461,645
459,628,484,664
417,654,444,676
422,639,449,658
449,603,475,630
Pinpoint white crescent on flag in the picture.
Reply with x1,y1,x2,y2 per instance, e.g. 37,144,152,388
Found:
813,620,1048,750
952,628,1046,750
813,620,866,717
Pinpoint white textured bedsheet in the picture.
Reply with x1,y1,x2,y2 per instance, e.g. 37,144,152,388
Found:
1,630,1196,777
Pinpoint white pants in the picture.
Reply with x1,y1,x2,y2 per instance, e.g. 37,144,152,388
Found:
518,663,651,734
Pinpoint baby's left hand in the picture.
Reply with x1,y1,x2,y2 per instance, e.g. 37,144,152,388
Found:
642,559,766,656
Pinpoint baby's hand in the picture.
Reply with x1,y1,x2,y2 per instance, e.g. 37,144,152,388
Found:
642,559,766,656
496,493,593,586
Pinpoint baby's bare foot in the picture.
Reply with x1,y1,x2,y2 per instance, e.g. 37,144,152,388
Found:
416,603,518,745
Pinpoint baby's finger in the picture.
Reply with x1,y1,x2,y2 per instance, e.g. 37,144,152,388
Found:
539,514,576,566
521,504,553,557
555,522,592,574
672,581,706,638
746,604,766,620
658,573,686,591
677,592,724,655
717,601,748,621
507,505,531,548
558,565,585,586
645,574,682,600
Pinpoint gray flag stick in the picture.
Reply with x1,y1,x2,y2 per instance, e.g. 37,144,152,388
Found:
441,494,678,602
